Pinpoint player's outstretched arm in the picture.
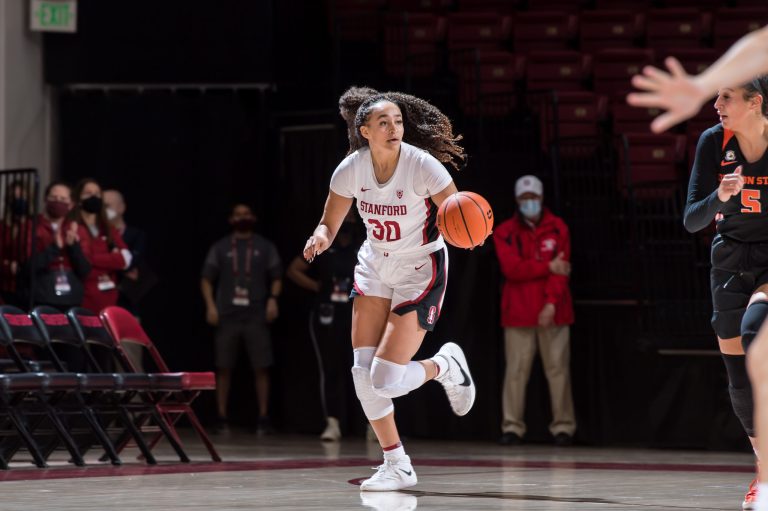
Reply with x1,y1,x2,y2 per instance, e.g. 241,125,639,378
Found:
627,25,768,133
303,191,353,262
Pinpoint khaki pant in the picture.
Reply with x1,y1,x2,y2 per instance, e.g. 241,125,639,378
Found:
502,325,576,437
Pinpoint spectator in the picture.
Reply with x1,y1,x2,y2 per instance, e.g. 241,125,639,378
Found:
104,188,153,370
287,213,361,442
30,181,90,309
201,204,282,436
0,180,34,305
70,179,132,314
493,175,576,447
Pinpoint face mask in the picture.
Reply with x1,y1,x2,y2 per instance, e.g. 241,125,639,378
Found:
11,198,28,217
81,196,103,214
106,207,118,221
46,200,69,219
519,199,542,219
232,218,256,232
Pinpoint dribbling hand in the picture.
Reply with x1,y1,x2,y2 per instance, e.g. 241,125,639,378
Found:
718,166,744,203
303,233,330,263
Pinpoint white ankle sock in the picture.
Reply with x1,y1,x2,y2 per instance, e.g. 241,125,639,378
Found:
431,354,449,378
383,444,406,460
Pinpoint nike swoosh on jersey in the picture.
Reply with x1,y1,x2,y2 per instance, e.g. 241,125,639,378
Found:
415,263,427,270
720,160,739,166
451,355,472,387
360,187,371,192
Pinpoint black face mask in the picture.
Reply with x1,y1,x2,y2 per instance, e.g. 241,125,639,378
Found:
81,196,103,214
233,218,256,233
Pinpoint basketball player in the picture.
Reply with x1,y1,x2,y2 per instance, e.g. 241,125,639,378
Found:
628,27,768,510
303,89,475,491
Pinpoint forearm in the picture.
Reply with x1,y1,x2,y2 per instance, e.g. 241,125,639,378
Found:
683,190,724,233
694,26,768,97
270,280,282,298
201,279,216,308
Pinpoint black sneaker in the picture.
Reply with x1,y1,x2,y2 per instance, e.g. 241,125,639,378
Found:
554,432,573,446
498,432,522,446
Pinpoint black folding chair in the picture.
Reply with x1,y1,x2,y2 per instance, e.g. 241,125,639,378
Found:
0,305,121,465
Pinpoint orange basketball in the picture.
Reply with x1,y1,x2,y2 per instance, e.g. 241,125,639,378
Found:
437,191,494,249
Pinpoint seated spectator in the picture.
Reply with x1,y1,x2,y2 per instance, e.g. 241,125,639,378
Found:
0,180,34,305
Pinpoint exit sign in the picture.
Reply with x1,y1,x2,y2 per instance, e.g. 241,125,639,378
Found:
30,0,77,33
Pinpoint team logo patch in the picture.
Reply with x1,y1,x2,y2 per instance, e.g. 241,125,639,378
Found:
427,306,437,325
542,239,556,251
725,150,736,161
396,189,403,199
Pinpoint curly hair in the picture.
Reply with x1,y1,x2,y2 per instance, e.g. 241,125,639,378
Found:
339,87,466,172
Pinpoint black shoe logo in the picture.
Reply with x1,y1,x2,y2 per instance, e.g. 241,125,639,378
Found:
400,469,413,476
451,356,472,387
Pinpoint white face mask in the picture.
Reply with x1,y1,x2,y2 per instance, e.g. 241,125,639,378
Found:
519,199,542,219
106,207,118,221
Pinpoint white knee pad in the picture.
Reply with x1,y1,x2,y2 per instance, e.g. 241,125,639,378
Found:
352,348,393,421
370,357,426,399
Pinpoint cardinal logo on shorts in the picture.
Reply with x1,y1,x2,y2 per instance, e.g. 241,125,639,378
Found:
396,190,403,199
427,306,437,325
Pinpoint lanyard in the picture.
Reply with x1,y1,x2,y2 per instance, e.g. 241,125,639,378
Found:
231,236,253,280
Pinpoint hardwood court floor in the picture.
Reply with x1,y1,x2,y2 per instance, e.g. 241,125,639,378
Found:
0,430,756,510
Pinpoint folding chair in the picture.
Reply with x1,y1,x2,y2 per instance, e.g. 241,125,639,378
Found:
33,306,193,465
100,306,220,462
0,305,118,466
67,307,192,463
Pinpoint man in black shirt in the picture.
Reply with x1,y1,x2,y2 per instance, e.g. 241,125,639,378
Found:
201,204,282,435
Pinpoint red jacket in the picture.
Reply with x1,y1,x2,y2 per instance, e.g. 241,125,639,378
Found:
77,223,128,313
493,209,574,328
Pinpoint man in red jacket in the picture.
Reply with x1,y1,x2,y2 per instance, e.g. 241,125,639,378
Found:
493,175,576,447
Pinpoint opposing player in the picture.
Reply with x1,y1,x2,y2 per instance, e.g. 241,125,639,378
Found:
303,89,475,491
628,27,768,511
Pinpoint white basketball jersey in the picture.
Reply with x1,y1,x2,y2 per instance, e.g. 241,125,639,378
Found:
330,142,453,255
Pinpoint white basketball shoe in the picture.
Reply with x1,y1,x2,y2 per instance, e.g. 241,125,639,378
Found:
360,491,418,511
359,454,417,491
434,342,476,416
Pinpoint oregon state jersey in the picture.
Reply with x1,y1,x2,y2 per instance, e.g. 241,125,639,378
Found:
685,124,768,242
330,142,453,255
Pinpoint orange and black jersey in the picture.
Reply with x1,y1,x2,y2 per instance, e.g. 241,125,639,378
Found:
684,124,768,242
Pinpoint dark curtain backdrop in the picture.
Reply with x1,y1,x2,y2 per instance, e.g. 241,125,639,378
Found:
49,0,750,449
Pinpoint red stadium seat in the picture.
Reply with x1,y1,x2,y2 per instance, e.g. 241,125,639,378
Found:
612,100,666,134
513,11,577,53
645,9,711,51
579,10,645,53
388,0,453,12
595,0,653,9
446,12,512,69
538,91,608,151
455,0,519,15
100,306,221,462
525,51,591,93
654,48,718,75
593,48,654,98
384,12,447,77
712,8,768,52
619,133,687,195
328,0,386,43
456,50,523,116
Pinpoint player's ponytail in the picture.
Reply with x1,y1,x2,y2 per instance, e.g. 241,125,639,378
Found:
743,75,768,118
353,92,466,172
